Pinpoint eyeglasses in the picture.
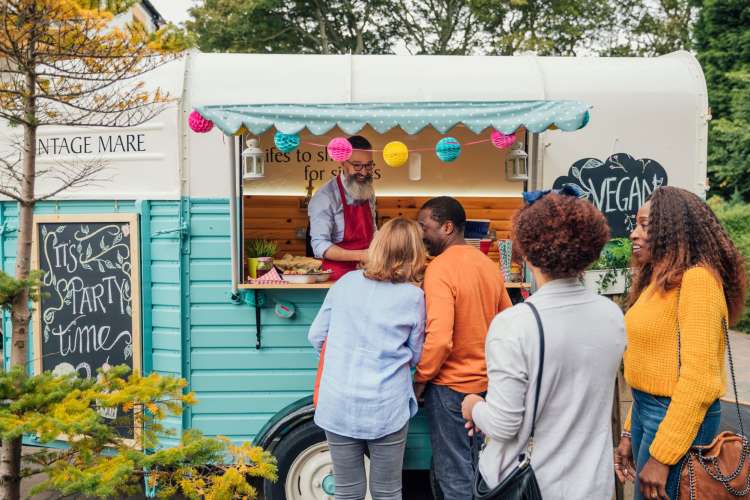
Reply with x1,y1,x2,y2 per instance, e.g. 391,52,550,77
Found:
345,160,375,172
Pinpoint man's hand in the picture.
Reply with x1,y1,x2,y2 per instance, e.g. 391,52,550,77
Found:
639,456,670,500
614,436,636,483
413,382,427,401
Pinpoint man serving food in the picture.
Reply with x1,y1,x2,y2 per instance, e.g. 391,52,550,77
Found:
308,135,377,280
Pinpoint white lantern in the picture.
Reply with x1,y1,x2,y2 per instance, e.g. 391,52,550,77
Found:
505,141,528,182
242,138,265,180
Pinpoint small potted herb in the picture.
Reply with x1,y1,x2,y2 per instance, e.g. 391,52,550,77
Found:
245,239,278,279
583,238,632,295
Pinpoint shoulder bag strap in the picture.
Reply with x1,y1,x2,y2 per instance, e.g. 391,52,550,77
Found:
523,301,546,441
675,288,744,437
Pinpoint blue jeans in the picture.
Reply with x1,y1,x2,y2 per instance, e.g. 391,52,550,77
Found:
425,383,481,500
630,389,721,500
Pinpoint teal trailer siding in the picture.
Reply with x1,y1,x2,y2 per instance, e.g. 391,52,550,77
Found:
0,200,184,448
0,197,431,469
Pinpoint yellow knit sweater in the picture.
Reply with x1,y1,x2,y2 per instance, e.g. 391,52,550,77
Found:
624,266,727,465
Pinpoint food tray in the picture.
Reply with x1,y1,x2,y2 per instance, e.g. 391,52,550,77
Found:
282,270,333,284
282,273,317,284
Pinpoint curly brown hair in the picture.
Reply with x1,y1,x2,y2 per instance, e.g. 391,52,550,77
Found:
629,186,748,325
513,193,610,279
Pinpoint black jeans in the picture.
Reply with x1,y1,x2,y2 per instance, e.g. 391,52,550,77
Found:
425,383,481,500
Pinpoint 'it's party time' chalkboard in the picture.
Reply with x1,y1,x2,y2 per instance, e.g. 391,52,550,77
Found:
32,214,141,445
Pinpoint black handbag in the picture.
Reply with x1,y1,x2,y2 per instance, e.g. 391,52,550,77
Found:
472,301,545,500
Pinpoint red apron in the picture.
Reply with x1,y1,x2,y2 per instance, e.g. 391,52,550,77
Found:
321,175,375,280
314,176,375,407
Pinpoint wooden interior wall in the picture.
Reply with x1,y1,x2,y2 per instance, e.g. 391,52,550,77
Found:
243,195,523,261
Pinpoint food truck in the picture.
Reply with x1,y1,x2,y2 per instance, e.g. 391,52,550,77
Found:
0,50,708,499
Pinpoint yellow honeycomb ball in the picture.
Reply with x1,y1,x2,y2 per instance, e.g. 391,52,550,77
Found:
383,141,409,168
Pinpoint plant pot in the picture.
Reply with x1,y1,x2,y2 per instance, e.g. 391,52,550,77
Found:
248,257,274,279
583,269,629,295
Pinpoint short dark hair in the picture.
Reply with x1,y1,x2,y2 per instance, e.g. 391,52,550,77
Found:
421,197,466,232
513,193,610,279
347,135,372,151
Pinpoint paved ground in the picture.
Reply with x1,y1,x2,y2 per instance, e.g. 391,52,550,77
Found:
20,332,750,499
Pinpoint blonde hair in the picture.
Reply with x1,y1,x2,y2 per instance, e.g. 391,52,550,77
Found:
364,217,426,285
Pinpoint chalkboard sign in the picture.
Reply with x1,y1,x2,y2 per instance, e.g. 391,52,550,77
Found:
32,214,142,445
552,153,668,237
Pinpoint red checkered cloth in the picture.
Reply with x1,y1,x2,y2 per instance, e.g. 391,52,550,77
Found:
249,267,286,285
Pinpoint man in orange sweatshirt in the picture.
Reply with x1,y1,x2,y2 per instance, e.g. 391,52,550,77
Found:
415,196,512,500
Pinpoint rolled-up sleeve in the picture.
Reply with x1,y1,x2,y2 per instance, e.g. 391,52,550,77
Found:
472,314,529,442
308,189,336,259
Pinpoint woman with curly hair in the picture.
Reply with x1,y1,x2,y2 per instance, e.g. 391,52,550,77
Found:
614,186,748,500
461,190,626,499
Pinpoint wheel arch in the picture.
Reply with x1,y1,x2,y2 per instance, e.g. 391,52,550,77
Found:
253,395,315,452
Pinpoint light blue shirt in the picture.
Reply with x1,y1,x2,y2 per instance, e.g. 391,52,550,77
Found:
308,270,425,440
307,175,377,259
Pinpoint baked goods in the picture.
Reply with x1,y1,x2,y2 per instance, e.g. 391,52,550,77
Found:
274,254,323,274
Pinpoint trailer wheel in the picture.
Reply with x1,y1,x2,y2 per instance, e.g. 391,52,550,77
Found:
263,420,371,500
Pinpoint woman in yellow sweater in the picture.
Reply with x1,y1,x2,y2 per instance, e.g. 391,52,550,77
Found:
614,187,747,500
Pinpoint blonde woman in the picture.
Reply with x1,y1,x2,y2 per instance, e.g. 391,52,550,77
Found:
309,217,427,500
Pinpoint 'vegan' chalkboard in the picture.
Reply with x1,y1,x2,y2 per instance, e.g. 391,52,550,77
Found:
32,214,141,444
552,153,668,237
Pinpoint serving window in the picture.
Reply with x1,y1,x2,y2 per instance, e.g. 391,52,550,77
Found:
239,125,529,286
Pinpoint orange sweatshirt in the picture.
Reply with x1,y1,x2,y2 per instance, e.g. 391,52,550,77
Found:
414,245,513,393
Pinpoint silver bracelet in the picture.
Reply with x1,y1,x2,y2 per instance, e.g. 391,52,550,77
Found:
621,430,632,439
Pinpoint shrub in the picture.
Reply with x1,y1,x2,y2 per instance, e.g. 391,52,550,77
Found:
709,197,750,332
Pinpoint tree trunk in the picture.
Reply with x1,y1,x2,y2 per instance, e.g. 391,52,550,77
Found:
9,124,36,368
0,440,21,500
1,51,39,500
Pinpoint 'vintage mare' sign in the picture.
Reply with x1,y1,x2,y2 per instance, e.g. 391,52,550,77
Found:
32,214,142,445
552,153,668,237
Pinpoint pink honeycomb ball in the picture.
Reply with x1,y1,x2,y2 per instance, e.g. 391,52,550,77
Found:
327,137,353,162
189,110,214,133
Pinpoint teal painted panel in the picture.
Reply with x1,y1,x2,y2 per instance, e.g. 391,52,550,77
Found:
152,350,181,374
191,370,316,392
150,240,180,260
150,202,182,216
152,306,180,329
263,290,329,304
188,283,234,304
151,328,181,351
190,200,229,215
191,325,309,349
3,240,15,258
151,284,180,305
190,260,231,281
191,348,317,370
191,414,270,436
191,304,321,326
192,392,310,414
151,263,180,284
190,216,230,237
190,237,230,259
150,218,183,235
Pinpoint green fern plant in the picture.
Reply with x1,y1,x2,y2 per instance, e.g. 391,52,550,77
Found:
245,239,278,258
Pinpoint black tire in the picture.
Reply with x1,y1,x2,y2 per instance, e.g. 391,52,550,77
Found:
429,458,445,500
263,419,328,500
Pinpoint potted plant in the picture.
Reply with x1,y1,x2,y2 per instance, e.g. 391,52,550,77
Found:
245,239,278,279
583,238,633,295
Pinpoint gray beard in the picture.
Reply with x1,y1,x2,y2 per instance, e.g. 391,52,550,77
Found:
343,173,374,201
